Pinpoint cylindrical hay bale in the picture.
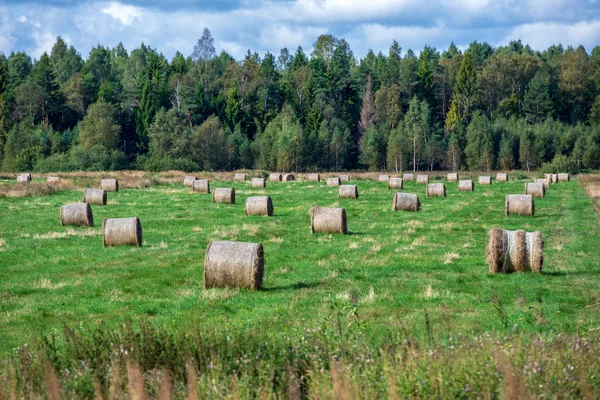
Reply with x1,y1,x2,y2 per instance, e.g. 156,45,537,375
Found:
378,174,389,183
544,173,552,182
83,188,107,206
486,228,543,273
101,178,119,192
192,179,210,194
17,173,31,183
245,196,273,216
47,176,60,183
426,183,446,197
393,193,420,211
535,178,549,190
496,173,508,182
213,188,235,204
551,174,558,183
269,173,282,182
339,184,358,199
416,175,429,184
458,180,474,192
388,177,403,190
525,182,545,198
479,176,492,185
558,173,569,182
310,207,347,234
447,173,458,182
60,203,93,227
204,241,264,290
505,194,534,216
403,173,414,181
339,174,350,182
308,173,321,182
283,174,296,181
183,176,197,187
103,217,142,247
327,177,341,186
251,178,266,188
234,173,246,182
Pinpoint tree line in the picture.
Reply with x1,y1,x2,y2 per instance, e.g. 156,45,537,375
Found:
1,30,600,174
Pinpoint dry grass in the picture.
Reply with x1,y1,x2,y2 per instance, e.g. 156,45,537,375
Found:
33,228,99,240
443,252,460,264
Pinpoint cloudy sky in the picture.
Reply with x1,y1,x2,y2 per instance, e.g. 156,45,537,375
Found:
1,0,600,61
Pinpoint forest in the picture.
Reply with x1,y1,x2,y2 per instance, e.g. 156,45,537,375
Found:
1,29,600,174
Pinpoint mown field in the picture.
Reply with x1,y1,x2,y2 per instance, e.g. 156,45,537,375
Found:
0,172,599,398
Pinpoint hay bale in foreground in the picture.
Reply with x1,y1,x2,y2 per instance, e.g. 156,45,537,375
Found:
403,173,414,181
234,173,246,182
213,188,235,204
426,183,446,197
378,174,389,183
251,178,266,188
535,178,549,190
16,173,31,183
479,176,492,185
327,177,341,186
458,180,474,192
204,241,264,290
388,177,403,190
308,173,321,182
83,188,107,206
486,228,543,273
283,174,296,181
245,196,273,216
310,207,347,234
393,193,420,211
60,203,93,227
192,179,210,194
339,174,350,182
47,176,60,183
558,173,569,182
339,184,358,199
505,194,534,216
101,179,119,192
496,173,508,182
269,173,282,182
447,173,458,182
525,182,545,198
103,217,142,247
416,175,429,184
183,176,197,187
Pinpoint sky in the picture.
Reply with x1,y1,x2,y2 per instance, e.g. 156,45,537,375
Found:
1,0,600,61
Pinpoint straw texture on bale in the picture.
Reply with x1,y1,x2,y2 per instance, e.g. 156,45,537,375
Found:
310,207,347,234
426,183,446,197
17,173,31,183
192,179,210,193
102,217,142,247
213,188,235,204
234,173,246,182
458,180,474,192
393,193,420,211
251,178,266,188
83,188,107,206
505,194,534,216
486,228,543,274
269,173,282,182
496,173,508,182
283,174,296,181
339,184,359,199
535,178,549,190
416,175,429,184
387,177,403,190
558,173,569,182
60,203,93,227
447,173,458,182
101,178,119,192
327,177,341,186
245,196,273,216
479,176,492,185
339,174,350,182
525,182,545,198
378,174,389,183
47,176,60,183
308,173,321,182
403,173,414,181
183,176,197,187
204,241,264,290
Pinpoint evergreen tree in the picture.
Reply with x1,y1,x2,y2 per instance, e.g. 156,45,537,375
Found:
465,111,494,170
523,69,554,123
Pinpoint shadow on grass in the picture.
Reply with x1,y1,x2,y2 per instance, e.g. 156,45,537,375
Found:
263,281,323,291
543,270,600,276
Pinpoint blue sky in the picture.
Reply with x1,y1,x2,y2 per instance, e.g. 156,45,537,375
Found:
1,0,600,61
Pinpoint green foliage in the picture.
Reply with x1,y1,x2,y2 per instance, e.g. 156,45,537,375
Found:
465,111,494,170
77,100,121,152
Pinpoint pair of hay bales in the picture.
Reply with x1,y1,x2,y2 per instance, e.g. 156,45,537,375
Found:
506,194,534,216
310,207,347,234
308,173,321,182
479,176,492,185
16,173,31,183
525,182,545,198
545,173,559,183
193,179,210,193
426,183,446,197
388,178,403,190
213,188,235,204
393,193,420,211
339,185,358,199
486,228,543,273
101,179,118,192
245,196,273,216
458,180,474,192
535,178,549,189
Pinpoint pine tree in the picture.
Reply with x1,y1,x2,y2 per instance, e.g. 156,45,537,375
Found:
523,70,554,123
450,53,478,123
384,41,401,86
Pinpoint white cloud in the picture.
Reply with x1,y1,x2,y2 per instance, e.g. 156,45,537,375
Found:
101,1,143,26
501,19,600,51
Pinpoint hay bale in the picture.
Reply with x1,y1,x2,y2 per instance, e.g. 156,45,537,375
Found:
486,228,543,273
535,178,549,190
426,183,446,197
551,174,558,183
393,193,420,211
245,196,273,216
378,174,389,183
327,177,341,186
458,180,474,192
308,173,321,182
525,182,545,198
269,173,282,182
339,184,358,199
47,176,60,183
388,177,403,190
234,173,246,182
103,217,142,247
183,176,197,187
558,173,569,182
101,179,119,192
447,173,458,182
192,179,210,193
60,203,93,227
478,176,492,185
403,173,414,181
204,241,264,290
505,194,534,216
496,173,508,182
16,173,31,183
283,174,296,181
310,207,347,234
83,188,107,206
213,188,235,204
339,174,350,182
416,175,429,184
251,178,266,188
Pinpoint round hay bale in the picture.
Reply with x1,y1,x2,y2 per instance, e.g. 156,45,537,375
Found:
327,177,341,186
426,183,446,197
308,173,321,182
496,173,508,182
551,174,558,183
558,173,569,182
447,173,458,182
234,173,246,182
339,174,350,182
403,173,414,181
269,173,282,182
478,176,492,185
251,178,266,188
83,188,107,206
416,175,429,184
283,174,296,181
183,176,197,187
388,177,403,190
60,203,93,227
486,228,543,273
192,179,210,194
525,182,545,198
103,217,142,247
16,173,31,183
505,194,534,216
378,174,389,183
535,178,549,190
339,184,358,199
47,176,60,183
204,241,264,290
213,188,235,204
245,196,273,216
458,180,474,192
101,179,119,192
310,207,347,234
393,193,420,211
